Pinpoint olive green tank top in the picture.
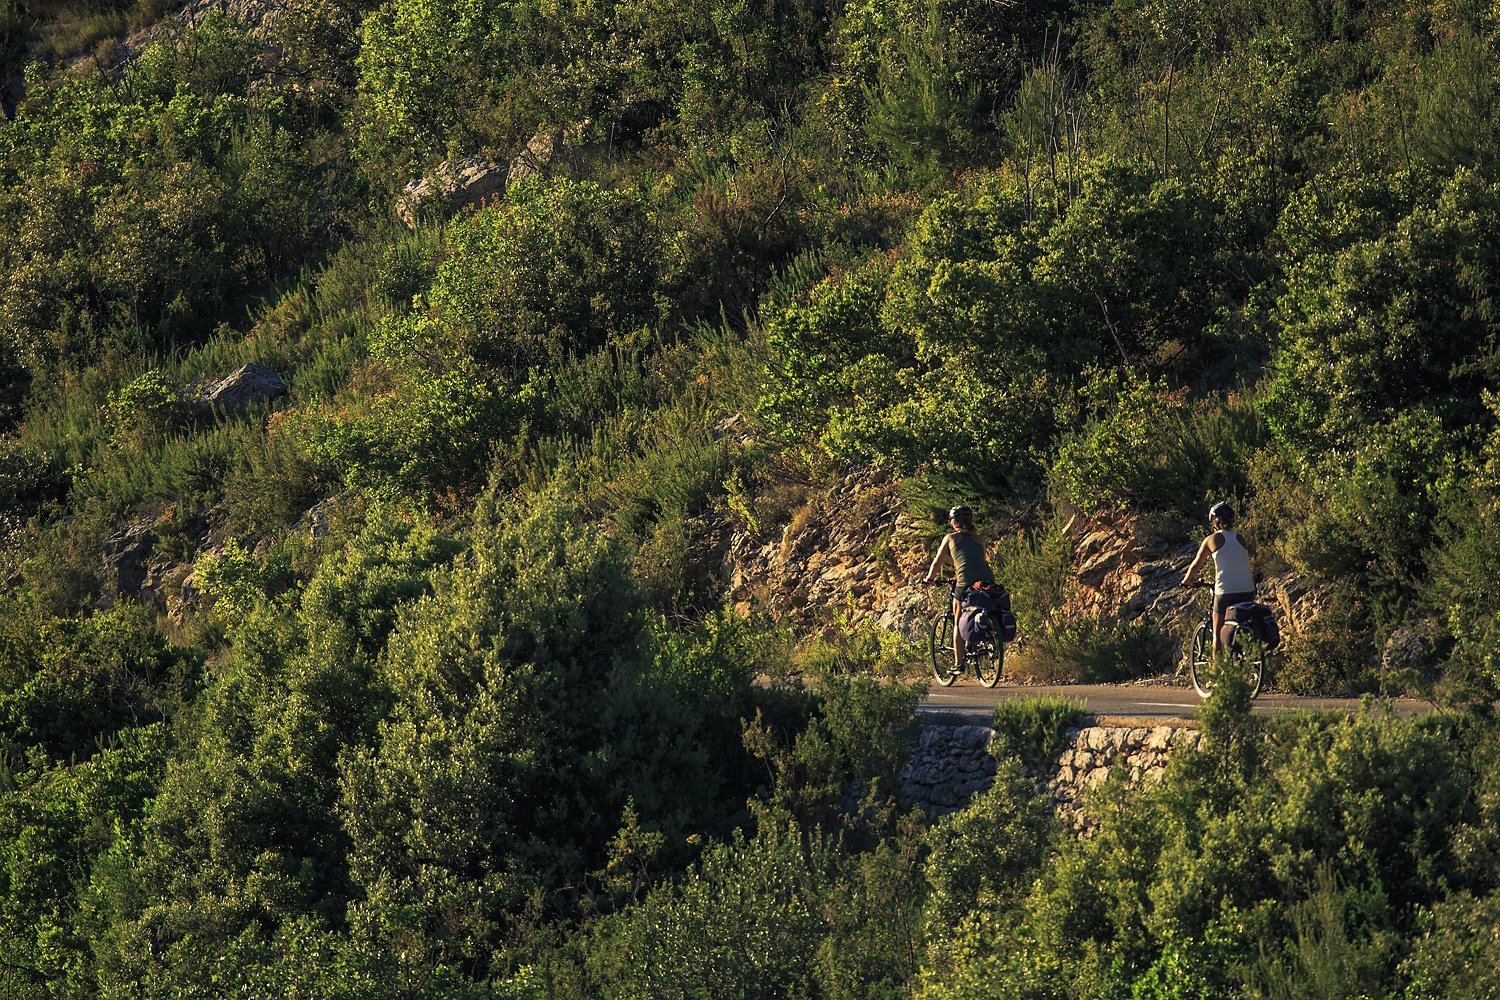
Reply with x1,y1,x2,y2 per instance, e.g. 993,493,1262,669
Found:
951,532,993,588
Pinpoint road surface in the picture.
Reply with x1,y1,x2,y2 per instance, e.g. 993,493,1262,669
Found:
920,680,1431,722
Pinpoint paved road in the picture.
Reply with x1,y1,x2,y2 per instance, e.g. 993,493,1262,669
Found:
920,680,1431,722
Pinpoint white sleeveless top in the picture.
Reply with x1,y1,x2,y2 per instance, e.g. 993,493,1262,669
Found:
1211,531,1255,595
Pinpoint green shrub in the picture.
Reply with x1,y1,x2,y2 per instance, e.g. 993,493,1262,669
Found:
990,695,1089,770
1051,373,1268,520
0,606,197,762
744,675,922,837
352,0,508,173
1261,170,1498,456
1012,614,1158,684
921,758,1053,982
1276,588,1380,695
585,821,840,998
992,519,1072,628
0,723,168,993
1050,370,1186,514
1401,892,1500,999
104,369,179,446
793,609,915,681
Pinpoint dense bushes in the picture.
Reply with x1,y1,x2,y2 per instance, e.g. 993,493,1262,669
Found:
4,0,1500,993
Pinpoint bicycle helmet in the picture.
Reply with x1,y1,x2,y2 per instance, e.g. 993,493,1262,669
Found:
948,505,972,521
1209,501,1234,527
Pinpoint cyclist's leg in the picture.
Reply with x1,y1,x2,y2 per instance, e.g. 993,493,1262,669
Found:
952,596,964,666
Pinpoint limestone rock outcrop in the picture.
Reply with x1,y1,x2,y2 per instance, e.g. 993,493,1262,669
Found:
186,363,286,419
396,154,508,228
1059,512,1338,673
99,506,222,614
722,468,940,641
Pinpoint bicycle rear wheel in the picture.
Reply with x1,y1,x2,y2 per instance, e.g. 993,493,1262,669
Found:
1230,633,1266,699
930,612,959,686
973,641,1004,688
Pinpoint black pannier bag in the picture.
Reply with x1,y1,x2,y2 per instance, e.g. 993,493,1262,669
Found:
1224,601,1281,649
960,582,1017,645
965,580,1010,612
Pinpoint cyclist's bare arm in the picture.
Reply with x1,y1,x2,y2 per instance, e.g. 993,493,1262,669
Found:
923,534,953,583
1181,536,1212,587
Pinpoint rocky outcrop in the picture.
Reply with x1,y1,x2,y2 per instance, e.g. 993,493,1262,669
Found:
396,154,508,228
71,0,281,74
99,507,220,614
1382,621,1443,678
186,363,286,419
723,468,940,641
395,124,606,228
716,466,1346,681
136,0,281,43
1061,513,1338,671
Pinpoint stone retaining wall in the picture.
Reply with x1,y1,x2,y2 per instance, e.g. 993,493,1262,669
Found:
903,721,1204,827
901,725,1000,815
1047,723,1203,832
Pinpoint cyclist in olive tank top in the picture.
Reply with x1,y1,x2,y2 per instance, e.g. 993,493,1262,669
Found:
922,505,995,668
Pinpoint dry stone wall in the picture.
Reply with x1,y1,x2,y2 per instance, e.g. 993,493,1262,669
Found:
1047,723,1203,833
903,720,1204,829
902,724,1000,816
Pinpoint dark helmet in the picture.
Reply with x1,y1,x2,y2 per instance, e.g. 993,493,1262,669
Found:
1209,501,1234,526
948,505,973,522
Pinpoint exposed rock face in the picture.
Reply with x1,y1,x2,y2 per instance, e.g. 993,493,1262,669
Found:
394,123,612,227
187,363,286,419
99,508,219,613
507,122,599,187
723,468,939,641
73,0,282,74
507,130,566,188
100,521,156,607
1059,512,1337,672
1383,621,1442,677
715,465,1344,682
396,154,508,228
143,0,281,40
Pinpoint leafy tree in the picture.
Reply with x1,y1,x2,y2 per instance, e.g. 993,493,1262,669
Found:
0,725,166,996
353,0,509,174
340,491,753,979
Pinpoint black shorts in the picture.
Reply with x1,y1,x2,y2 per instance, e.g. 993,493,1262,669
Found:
1214,591,1255,617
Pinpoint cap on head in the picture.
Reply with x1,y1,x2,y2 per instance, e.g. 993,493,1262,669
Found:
1209,501,1234,527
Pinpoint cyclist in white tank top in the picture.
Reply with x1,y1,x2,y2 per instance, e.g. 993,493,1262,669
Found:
1182,501,1256,651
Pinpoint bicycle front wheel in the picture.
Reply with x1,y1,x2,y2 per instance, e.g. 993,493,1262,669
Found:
930,612,959,686
974,641,1004,688
1189,621,1215,698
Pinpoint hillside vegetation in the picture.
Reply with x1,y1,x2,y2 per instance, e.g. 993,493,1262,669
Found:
2,0,1500,995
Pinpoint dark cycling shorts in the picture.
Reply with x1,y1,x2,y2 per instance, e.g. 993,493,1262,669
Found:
1214,590,1255,617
